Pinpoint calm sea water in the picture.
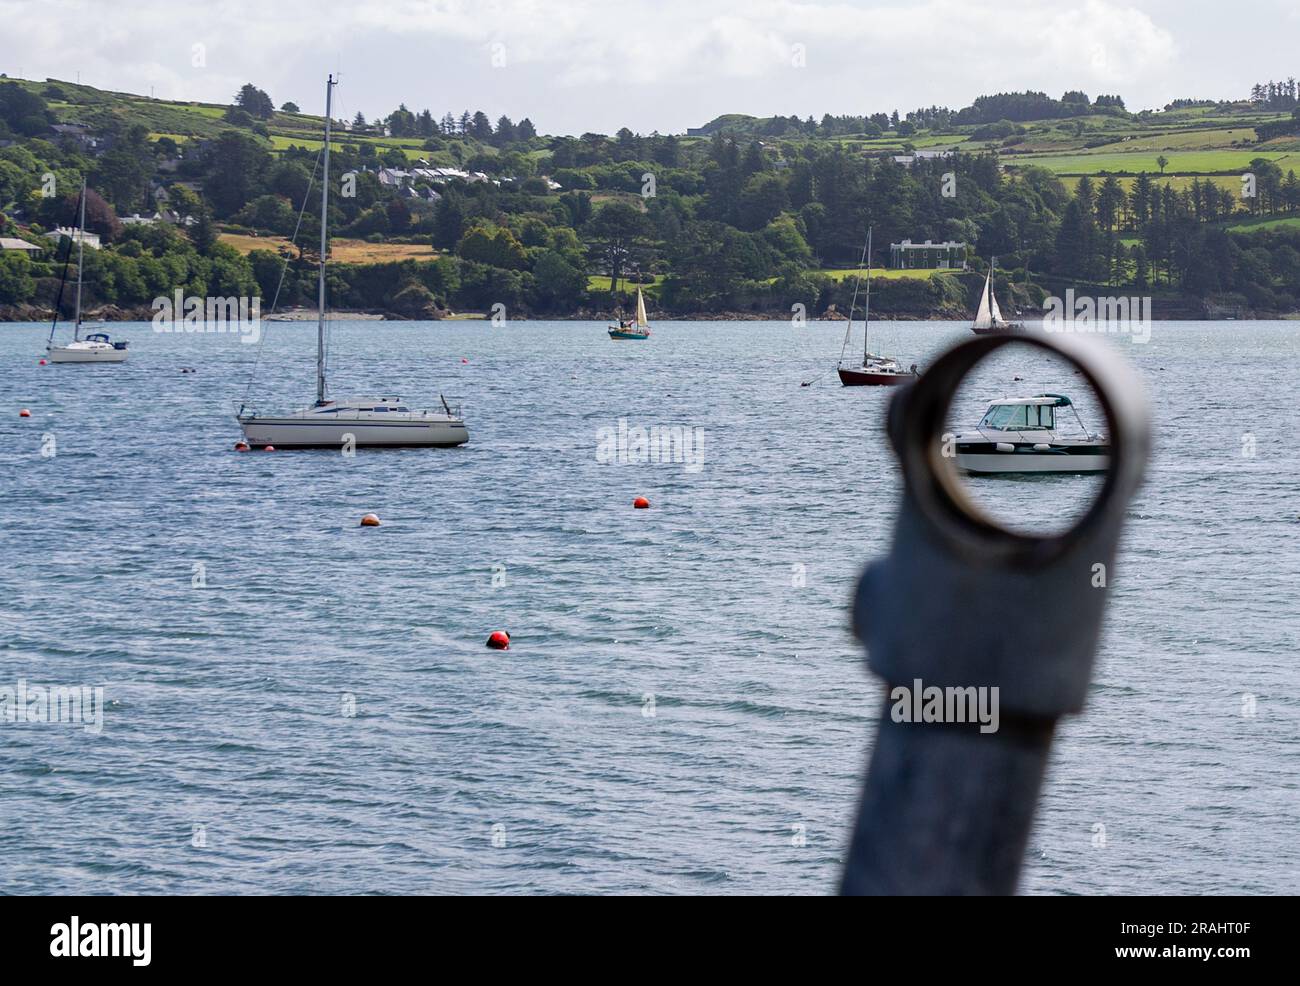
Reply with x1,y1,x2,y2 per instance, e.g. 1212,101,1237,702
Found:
1,318,1297,895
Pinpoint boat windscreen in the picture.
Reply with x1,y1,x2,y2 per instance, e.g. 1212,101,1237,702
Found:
980,404,1055,430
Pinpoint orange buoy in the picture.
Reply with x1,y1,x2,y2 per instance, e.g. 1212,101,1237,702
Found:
263,445,276,452
234,441,250,452
633,496,650,509
359,513,381,527
19,408,31,418
486,630,510,650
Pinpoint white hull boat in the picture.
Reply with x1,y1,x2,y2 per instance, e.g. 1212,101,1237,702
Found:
953,394,1108,474
45,182,128,363
236,77,467,451
239,397,467,448
47,331,128,363
956,448,1110,474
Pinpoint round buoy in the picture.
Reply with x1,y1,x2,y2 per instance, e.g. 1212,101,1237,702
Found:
359,513,381,527
38,359,46,366
461,358,468,363
19,408,31,418
263,445,276,452
234,441,250,452
486,630,510,650
633,496,650,509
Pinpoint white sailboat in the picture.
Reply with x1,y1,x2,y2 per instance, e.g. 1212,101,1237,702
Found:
236,76,468,450
608,287,651,339
46,178,129,363
970,258,1023,335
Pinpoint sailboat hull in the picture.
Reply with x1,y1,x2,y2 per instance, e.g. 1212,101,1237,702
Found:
838,366,912,386
608,328,650,340
46,345,128,363
238,416,468,448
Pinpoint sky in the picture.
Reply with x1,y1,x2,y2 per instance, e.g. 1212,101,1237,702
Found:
3,0,1298,135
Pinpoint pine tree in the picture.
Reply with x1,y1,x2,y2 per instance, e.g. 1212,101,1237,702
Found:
431,194,465,250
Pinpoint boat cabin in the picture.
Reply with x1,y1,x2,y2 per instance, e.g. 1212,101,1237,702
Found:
978,394,1073,432
83,332,129,350
316,396,412,413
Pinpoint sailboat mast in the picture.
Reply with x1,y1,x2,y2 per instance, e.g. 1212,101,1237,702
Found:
838,229,871,367
317,75,334,406
989,256,996,324
862,227,873,362
74,177,87,340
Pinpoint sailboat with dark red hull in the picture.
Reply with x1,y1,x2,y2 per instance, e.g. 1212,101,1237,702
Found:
836,228,916,386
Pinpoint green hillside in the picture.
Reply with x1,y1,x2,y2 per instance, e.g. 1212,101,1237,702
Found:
3,77,1299,320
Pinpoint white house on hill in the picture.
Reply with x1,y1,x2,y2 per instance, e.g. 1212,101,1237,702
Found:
44,226,101,249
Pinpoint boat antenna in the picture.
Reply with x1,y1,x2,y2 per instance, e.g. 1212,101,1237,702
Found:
316,74,335,406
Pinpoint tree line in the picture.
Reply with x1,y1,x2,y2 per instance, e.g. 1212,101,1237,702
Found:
3,81,1300,319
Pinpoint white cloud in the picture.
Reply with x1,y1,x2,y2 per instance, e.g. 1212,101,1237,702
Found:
0,0,1250,133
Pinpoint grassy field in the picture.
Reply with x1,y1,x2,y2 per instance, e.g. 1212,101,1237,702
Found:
14,77,473,164
1221,214,1300,233
1089,127,1259,152
1059,174,1248,195
586,274,664,293
1006,148,1294,175
815,266,961,281
219,233,440,263
584,269,955,293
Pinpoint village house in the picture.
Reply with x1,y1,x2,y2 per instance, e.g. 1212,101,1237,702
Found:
889,238,967,269
0,236,43,254
44,226,101,249
50,122,104,152
891,149,955,168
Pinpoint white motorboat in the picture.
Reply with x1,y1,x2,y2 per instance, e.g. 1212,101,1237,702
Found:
953,394,1109,474
236,76,467,450
46,179,128,363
